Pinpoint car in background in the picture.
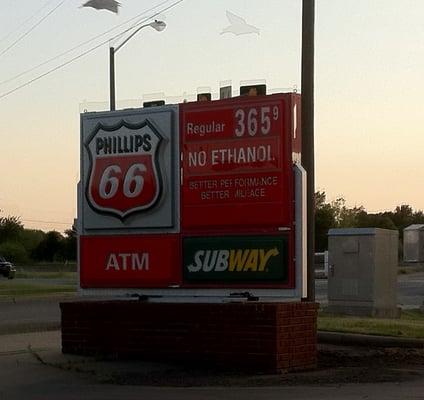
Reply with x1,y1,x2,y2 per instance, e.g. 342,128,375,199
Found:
0,256,16,279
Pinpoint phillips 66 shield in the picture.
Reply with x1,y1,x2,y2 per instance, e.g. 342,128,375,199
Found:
85,119,162,218
80,107,179,231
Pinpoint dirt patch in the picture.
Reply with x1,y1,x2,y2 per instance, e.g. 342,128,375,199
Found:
299,344,424,386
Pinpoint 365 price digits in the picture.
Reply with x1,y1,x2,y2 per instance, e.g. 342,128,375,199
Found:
234,105,280,137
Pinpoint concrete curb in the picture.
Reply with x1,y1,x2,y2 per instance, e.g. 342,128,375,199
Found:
318,331,424,348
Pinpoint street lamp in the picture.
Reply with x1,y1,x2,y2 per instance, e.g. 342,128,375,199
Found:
109,20,166,111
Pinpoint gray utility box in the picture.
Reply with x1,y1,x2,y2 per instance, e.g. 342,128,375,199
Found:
403,224,424,263
327,228,399,318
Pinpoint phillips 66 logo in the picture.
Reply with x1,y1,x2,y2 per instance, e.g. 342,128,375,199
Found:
85,119,164,219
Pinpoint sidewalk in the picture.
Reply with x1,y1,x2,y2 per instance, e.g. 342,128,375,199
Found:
0,330,60,355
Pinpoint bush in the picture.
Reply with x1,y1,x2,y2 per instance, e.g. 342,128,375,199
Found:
0,241,29,265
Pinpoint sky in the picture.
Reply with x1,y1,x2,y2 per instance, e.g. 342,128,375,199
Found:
0,0,423,232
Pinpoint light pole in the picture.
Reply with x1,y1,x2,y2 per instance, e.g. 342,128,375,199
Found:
109,20,166,111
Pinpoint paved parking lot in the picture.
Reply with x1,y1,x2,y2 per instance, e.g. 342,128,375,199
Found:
315,271,424,308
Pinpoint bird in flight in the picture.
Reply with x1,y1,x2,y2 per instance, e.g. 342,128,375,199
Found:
221,11,260,36
81,0,121,14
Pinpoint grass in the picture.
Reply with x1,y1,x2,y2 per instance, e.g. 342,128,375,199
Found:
15,271,77,280
16,262,77,272
318,308,424,339
0,280,76,298
398,266,424,275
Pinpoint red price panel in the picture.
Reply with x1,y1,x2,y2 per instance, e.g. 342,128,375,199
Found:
181,94,293,231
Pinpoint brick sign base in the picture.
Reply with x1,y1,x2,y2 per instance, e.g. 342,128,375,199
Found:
60,301,318,373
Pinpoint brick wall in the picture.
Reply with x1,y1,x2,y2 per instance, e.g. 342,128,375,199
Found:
61,301,318,373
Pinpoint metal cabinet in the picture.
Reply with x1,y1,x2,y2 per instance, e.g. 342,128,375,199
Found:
327,228,399,318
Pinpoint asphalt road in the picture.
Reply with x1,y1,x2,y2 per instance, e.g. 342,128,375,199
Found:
315,271,424,308
0,296,66,334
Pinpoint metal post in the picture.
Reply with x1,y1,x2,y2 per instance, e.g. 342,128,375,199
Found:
301,0,315,301
109,46,116,111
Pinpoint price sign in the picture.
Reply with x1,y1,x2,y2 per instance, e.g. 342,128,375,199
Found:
181,94,293,230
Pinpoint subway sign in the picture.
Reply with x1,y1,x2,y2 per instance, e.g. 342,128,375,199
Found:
79,93,300,292
183,236,289,283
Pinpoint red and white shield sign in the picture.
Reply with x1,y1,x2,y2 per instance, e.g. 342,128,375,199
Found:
85,119,163,219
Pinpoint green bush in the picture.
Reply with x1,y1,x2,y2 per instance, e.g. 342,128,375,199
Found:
0,241,29,265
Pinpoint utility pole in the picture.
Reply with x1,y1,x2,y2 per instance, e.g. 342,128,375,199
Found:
301,0,315,301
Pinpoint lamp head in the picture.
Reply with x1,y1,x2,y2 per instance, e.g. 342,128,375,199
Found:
150,20,166,32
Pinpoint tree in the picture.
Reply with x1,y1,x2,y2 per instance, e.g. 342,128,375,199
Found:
356,213,397,230
0,241,29,264
315,191,336,251
20,229,45,255
384,205,415,240
61,226,77,261
330,197,365,228
0,215,24,243
315,192,365,251
32,231,64,262
314,192,424,254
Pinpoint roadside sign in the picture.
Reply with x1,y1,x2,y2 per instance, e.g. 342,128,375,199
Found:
80,106,179,231
181,94,293,230
80,234,179,288
183,235,290,285
78,94,303,296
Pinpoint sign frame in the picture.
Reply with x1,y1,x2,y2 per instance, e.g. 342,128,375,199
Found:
77,93,306,300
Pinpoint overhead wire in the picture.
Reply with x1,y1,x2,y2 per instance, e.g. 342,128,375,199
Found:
0,0,57,46
0,0,175,88
0,0,185,101
0,0,69,58
22,219,71,226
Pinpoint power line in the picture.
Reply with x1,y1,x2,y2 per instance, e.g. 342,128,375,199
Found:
0,39,107,100
22,219,72,226
0,0,69,58
0,0,185,100
0,0,177,88
0,0,57,46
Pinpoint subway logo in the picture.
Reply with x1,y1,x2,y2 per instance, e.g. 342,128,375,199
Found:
183,235,288,282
